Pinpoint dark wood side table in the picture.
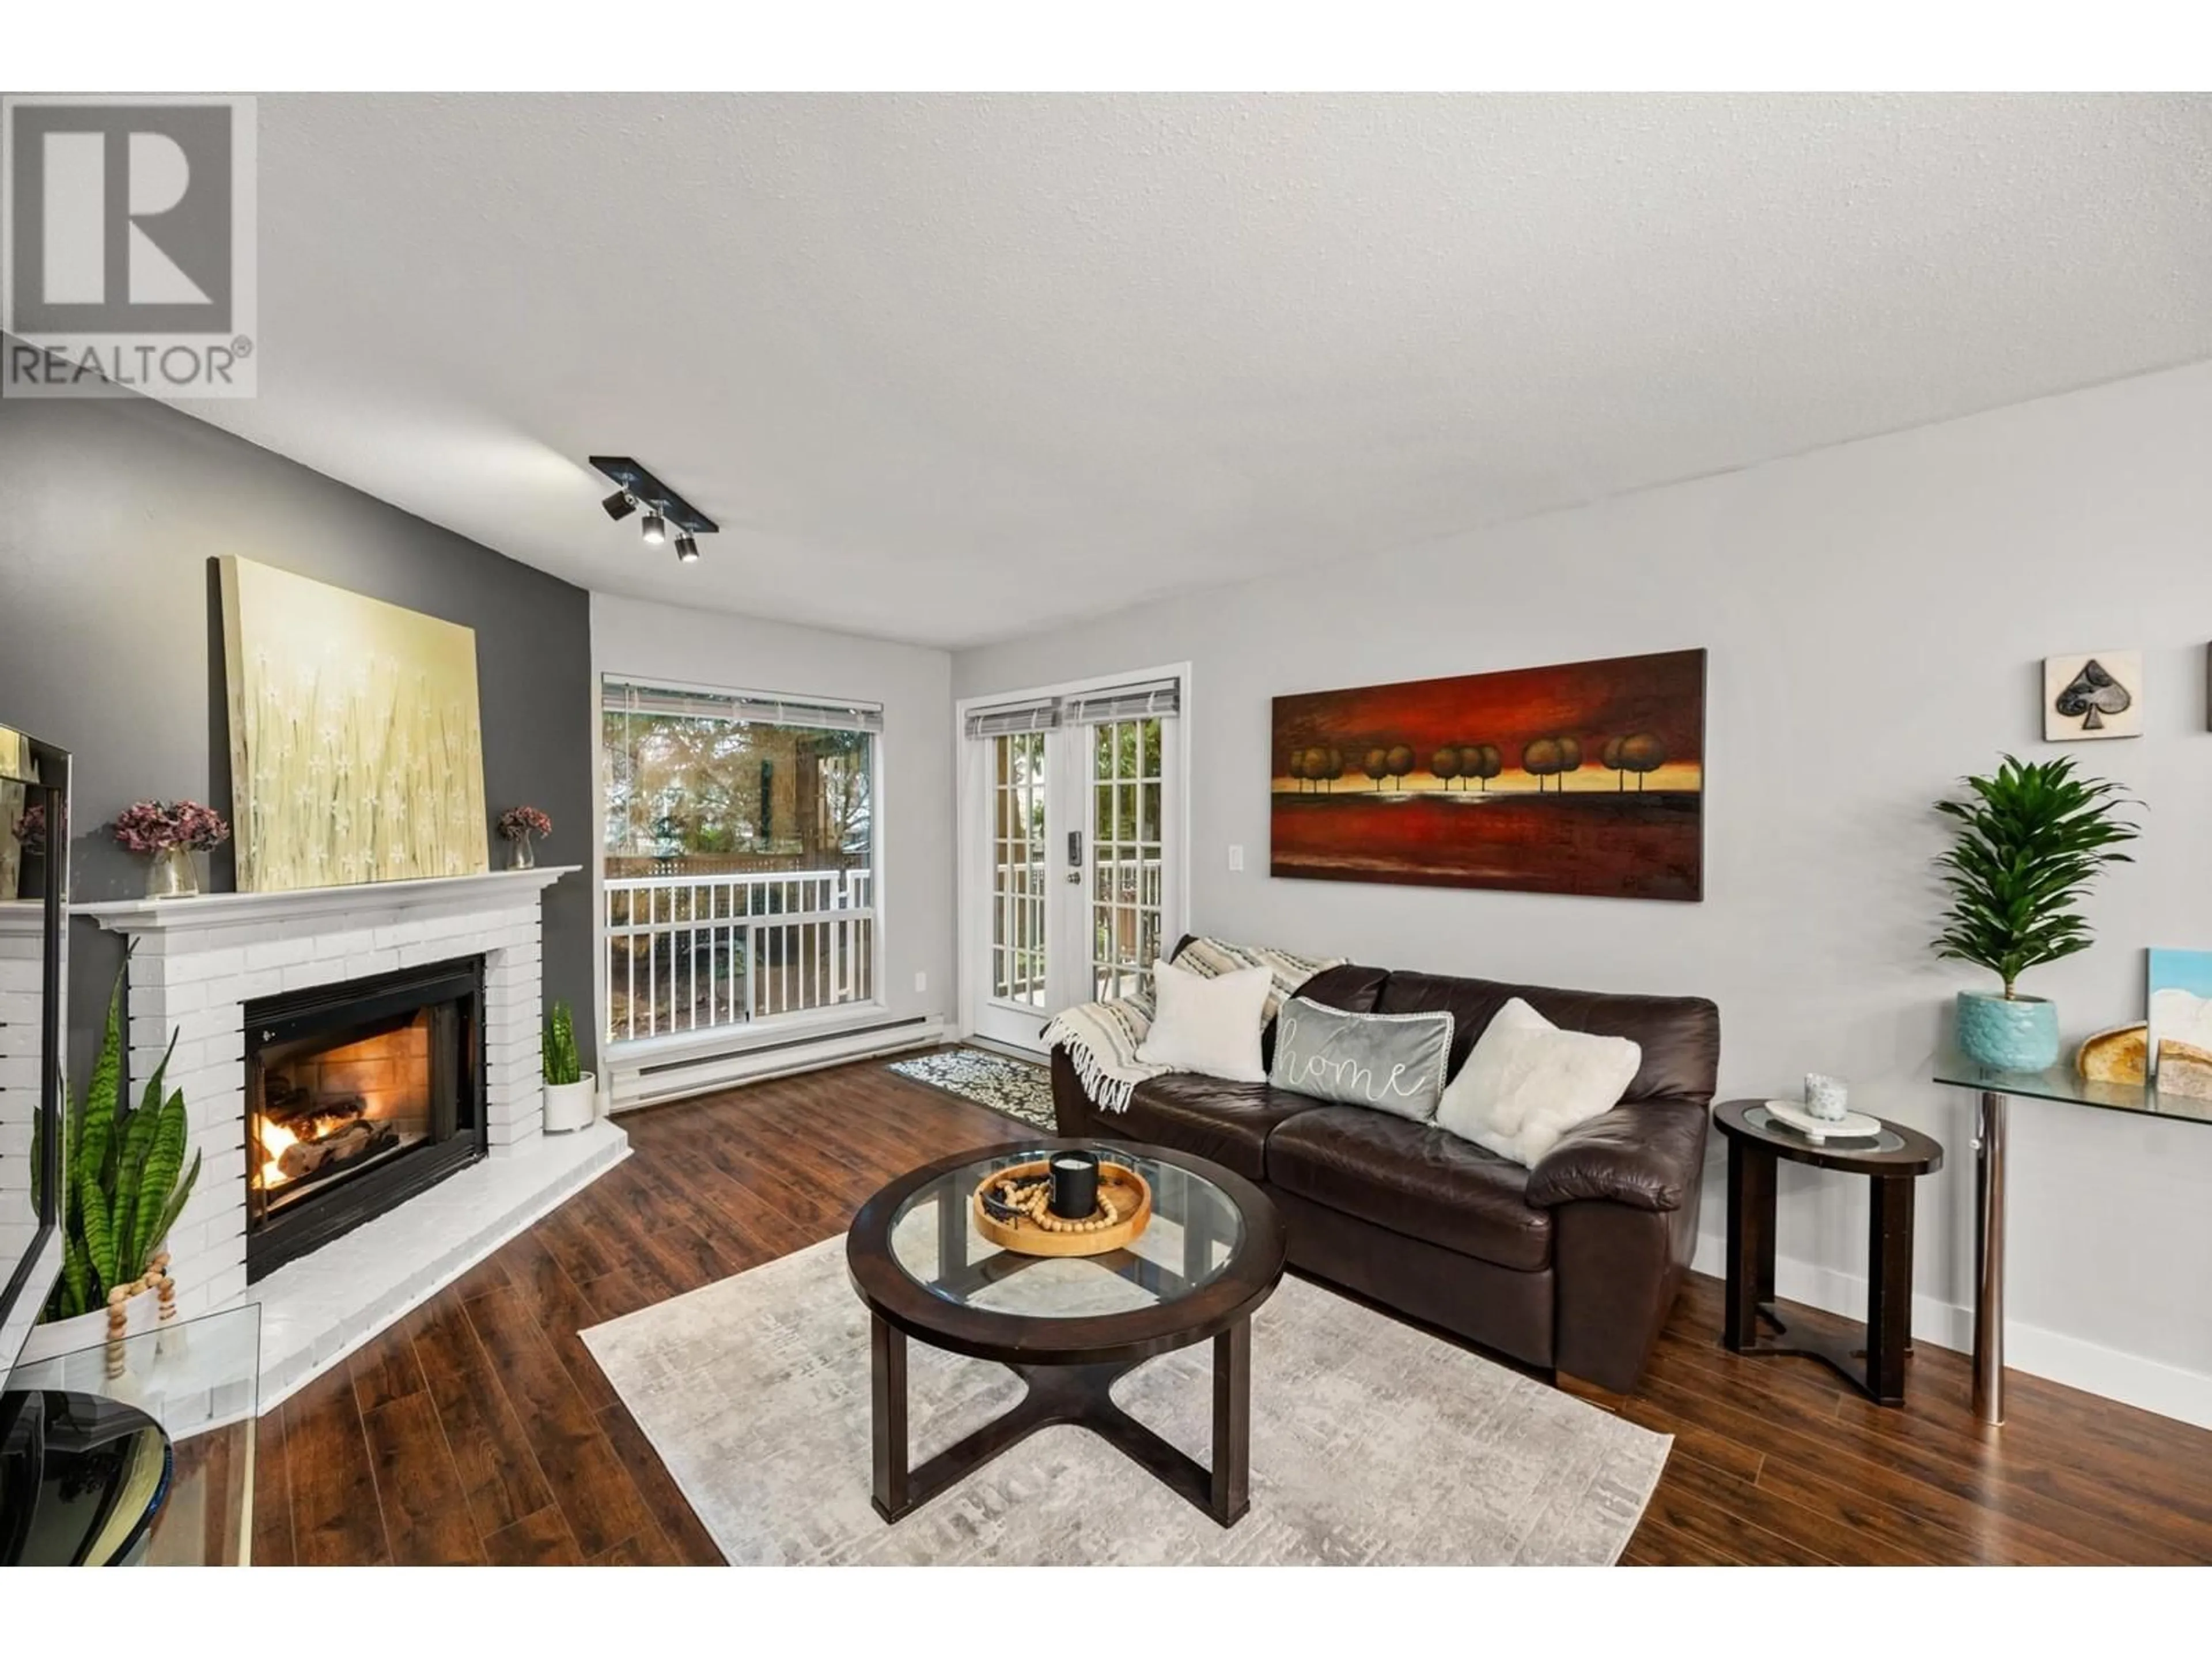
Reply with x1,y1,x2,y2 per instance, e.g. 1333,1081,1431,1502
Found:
1713,1100,1944,1407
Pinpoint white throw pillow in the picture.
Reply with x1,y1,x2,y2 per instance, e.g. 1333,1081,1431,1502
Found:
1434,997,1642,1167
1135,958,1273,1082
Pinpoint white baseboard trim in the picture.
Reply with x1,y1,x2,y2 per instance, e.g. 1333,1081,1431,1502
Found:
609,1018,947,1111
962,1035,1046,1064
1690,1232,2212,1430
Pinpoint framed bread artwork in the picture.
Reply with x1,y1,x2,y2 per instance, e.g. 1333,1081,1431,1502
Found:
2146,949,2212,1101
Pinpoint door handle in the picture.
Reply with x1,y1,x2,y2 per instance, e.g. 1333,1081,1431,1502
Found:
1067,829,1083,882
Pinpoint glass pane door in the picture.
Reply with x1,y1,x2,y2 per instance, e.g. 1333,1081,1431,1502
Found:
1090,717,1166,1002
989,732,1048,1009
964,685,1181,1053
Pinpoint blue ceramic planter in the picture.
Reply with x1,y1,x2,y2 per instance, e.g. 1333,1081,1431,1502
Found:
1956,991,2060,1073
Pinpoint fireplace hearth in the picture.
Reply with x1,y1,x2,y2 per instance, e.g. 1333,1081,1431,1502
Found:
245,957,487,1281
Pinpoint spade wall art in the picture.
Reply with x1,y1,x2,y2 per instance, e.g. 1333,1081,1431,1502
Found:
2043,651,2143,741
220,556,490,893
1270,649,1706,901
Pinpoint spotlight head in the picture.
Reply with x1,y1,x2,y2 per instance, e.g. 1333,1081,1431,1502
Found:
640,511,666,546
675,533,700,563
600,490,636,522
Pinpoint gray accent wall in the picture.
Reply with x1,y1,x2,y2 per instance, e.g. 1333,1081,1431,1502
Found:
0,381,596,1075
954,360,2212,1426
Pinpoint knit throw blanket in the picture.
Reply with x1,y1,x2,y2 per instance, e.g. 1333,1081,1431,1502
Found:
1041,937,1346,1112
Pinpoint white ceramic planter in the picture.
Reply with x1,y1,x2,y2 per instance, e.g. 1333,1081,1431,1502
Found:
543,1071,597,1134
17,1282,158,1366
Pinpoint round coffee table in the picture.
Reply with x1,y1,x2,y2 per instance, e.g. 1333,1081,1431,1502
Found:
846,1139,1286,1528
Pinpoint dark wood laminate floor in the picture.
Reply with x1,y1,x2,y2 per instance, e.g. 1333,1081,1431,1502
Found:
245,1056,2212,1566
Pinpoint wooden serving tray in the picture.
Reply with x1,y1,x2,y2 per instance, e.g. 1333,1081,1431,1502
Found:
973,1158,1153,1257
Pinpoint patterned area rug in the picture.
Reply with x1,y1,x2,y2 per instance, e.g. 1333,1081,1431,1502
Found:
580,1235,1670,1565
888,1047,1056,1132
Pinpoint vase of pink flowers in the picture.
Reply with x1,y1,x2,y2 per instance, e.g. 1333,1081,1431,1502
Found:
113,800,231,899
499,805,551,871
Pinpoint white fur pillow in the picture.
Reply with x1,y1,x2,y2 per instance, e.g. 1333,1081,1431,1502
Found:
1135,958,1274,1082
1434,997,1641,1167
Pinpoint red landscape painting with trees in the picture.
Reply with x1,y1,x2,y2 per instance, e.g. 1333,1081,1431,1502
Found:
1270,648,1706,901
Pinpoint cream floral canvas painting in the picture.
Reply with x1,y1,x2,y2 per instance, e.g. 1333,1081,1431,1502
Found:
219,557,488,892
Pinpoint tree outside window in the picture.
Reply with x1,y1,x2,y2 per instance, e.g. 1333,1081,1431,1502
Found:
602,707,874,877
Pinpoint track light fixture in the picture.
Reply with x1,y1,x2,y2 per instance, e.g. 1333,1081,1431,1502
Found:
588,456,717,563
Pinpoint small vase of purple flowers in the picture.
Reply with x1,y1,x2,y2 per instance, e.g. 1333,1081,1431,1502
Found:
2,801,43,902
499,805,551,871
113,799,230,899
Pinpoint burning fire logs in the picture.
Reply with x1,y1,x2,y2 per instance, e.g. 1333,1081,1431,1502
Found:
275,1119,387,1180
253,1082,400,1191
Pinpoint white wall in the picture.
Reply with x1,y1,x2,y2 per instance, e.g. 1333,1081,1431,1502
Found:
592,594,956,1041
954,359,2212,1425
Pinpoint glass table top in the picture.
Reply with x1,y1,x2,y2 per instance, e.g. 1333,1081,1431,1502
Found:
1933,1054,2212,1127
4,1301,260,1565
889,1145,1247,1320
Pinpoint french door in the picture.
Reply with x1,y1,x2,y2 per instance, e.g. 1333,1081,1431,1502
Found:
963,676,1184,1053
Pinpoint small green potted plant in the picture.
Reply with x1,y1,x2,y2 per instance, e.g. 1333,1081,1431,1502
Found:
541,1001,595,1132
23,953,203,1362
1932,753,2140,1073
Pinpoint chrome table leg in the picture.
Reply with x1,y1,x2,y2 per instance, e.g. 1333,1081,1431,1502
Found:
1973,1090,2008,1425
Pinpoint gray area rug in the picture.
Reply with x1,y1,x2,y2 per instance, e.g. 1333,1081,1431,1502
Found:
580,1235,1669,1565
888,1047,1056,1132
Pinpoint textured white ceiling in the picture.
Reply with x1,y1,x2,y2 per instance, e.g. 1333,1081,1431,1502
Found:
183,92,2212,648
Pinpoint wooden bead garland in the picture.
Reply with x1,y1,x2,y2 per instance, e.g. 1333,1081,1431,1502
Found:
105,1285,132,1378
153,1251,177,1324
991,1176,1122,1234
98,1255,178,1378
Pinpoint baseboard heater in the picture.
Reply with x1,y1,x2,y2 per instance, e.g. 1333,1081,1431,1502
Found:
608,1016,945,1111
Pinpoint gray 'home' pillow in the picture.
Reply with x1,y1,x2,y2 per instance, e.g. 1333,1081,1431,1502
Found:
1268,996,1455,1120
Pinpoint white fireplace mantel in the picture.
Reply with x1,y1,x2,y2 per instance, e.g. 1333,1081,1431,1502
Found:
62,859,625,1407
75,865,578,934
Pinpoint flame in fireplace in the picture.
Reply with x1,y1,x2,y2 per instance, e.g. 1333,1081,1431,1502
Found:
256,1115,298,1191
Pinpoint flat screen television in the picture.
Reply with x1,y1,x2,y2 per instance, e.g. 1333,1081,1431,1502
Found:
0,726,69,1377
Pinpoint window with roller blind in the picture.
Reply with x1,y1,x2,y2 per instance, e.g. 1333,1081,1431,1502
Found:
600,678,882,1043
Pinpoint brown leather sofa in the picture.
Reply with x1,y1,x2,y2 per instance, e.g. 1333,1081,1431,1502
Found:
1050,953,1719,1393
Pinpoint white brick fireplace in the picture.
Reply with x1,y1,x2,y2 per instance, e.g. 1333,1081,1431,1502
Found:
77,866,626,1403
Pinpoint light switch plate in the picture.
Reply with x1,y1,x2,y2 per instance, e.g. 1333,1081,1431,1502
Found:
914,971,927,994
1227,844,1244,872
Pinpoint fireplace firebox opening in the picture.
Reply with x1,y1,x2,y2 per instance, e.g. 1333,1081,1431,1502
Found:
245,956,487,1282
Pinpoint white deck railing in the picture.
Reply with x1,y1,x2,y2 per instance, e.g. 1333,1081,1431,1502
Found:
605,868,875,1045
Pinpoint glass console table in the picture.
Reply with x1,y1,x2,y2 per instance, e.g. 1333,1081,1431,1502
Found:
1931,1058,2210,1426
2,1302,260,1563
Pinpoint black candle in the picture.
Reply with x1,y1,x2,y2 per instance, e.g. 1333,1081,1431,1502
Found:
1049,1150,1100,1219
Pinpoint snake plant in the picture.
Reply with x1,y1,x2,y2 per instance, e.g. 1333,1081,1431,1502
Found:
544,1001,582,1088
38,949,202,1322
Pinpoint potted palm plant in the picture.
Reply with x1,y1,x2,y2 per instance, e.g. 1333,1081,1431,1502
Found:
1933,753,2141,1073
